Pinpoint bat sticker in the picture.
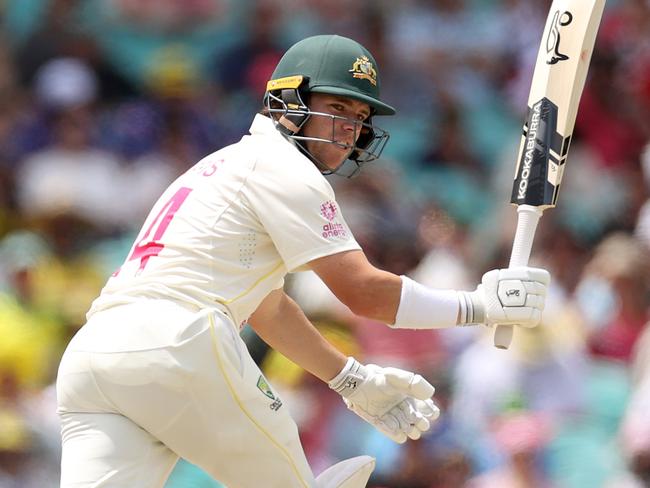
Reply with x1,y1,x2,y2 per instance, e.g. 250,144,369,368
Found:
546,10,574,64
511,98,569,207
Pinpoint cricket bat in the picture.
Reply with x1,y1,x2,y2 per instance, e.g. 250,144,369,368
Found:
494,0,607,349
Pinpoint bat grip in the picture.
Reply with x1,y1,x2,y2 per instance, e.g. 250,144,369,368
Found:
493,205,544,349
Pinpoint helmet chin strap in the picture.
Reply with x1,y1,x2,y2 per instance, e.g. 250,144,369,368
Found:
278,116,301,134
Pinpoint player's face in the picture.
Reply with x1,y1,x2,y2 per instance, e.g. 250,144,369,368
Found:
301,93,371,170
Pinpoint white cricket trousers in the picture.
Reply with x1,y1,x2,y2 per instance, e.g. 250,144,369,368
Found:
56,300,316,488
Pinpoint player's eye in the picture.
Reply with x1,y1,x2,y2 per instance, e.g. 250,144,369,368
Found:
330,102,367,122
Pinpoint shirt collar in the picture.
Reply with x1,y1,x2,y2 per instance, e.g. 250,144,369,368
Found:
249,114,291,143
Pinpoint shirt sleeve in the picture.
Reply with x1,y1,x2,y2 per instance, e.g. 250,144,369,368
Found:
244,151,361,272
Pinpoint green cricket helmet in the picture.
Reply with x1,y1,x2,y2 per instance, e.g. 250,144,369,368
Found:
264,35,395,176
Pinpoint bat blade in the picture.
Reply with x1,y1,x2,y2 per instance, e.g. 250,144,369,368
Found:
511,0,606,210
494,0,606,350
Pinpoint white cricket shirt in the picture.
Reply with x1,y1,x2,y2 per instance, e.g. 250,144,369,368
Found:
87,115,361,327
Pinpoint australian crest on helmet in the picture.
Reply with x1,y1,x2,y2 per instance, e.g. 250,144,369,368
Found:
349,56,377,86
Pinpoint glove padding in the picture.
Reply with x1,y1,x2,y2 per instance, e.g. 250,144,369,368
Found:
462,266,550,327
328,358,440,443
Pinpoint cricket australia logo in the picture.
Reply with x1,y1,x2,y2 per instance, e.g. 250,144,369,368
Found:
546,10,573,65
349,56,377,86
256,375,283,411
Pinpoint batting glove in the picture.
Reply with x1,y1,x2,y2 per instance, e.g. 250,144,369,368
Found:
459,267,550,328
328,357,440,443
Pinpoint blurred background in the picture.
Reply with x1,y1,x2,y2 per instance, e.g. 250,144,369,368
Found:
1,0,650,486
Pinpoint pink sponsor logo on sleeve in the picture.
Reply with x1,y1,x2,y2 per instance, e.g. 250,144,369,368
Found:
320,200,347,239
320,200,338,221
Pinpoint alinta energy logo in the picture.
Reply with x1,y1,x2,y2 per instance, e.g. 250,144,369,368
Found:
320,200,347,239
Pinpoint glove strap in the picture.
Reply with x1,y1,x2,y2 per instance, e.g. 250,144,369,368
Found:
328,357,366,397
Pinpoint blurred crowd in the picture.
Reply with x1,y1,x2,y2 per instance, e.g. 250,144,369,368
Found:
1,0,650,486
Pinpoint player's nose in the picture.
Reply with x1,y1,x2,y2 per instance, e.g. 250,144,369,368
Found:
339,119,359,143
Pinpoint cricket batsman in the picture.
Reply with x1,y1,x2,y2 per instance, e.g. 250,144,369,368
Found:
56,35,550,487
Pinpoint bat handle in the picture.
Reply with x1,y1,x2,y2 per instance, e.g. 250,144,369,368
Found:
493,204,544,349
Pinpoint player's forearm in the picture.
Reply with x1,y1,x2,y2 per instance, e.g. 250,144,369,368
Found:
343,269,402,323
309,250,402,323
249,290,347,382
309,251,483,328
308,251,459,326
335,271,464,327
